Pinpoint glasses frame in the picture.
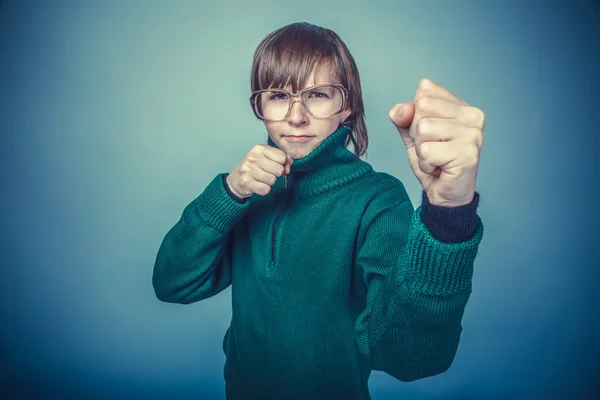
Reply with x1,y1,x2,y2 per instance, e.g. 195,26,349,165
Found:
249,83,348,121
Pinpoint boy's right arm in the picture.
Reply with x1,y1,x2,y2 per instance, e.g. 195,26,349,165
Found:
152,173,251,304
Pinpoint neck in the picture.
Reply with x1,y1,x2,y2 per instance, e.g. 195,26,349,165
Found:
266,124,372,198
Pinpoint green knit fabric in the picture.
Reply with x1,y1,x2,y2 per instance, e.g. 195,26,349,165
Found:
153,124,484,400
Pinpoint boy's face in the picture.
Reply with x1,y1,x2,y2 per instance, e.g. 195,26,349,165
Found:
264,66,352,160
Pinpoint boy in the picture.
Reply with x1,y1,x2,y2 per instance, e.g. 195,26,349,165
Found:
153,22,484,400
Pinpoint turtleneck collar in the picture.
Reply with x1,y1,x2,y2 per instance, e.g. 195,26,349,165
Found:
266,124,373,198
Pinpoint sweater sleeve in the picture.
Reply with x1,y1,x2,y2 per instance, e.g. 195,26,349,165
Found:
353,199,484,382
152,173,251,304
420,190,480,243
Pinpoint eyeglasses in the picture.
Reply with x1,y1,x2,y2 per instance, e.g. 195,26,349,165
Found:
249,84,348,121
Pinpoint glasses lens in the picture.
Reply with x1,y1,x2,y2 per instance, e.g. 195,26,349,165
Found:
252,86,345,120
301,86,343,117
255,91,290,121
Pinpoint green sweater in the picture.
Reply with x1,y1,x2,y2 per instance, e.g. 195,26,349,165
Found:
153,125,484,400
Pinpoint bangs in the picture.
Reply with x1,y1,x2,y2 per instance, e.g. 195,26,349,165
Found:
252,24,344,92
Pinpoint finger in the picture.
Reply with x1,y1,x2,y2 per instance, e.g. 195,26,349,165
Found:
415,118,484,152
263,146,288,165
247,180,272,196
247,165,278,188
414,78,468,106
414,97,461,120
419,141,456,171
257,157,285,179
414,118,458,152
414,97,484,128
284,154,294,174
418,154,438,175
389,102,415,131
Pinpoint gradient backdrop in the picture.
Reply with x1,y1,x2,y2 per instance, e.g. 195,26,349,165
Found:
1,0,599,399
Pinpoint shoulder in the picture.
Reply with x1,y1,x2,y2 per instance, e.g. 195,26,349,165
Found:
352,169,415,250
353,168,413,211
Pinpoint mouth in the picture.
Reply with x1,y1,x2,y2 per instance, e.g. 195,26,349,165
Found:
284,135,314,143
283,135,314,141
284,134,315,137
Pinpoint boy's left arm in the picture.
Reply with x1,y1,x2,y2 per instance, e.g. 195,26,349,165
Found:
355,77,486,381
353,190,483,382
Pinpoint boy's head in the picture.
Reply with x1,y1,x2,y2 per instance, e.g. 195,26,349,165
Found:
250,22,368,160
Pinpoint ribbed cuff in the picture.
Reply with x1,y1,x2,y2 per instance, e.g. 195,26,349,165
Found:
222,174,249,204
403,206,484,296
420,190,480,243
194,173,250,232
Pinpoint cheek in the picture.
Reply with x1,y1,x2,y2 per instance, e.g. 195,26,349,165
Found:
264,121,286,139
332,118,344,133
264,121,276,134
321,118,341,133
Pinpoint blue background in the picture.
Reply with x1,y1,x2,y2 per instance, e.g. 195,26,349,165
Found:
1,0,599,398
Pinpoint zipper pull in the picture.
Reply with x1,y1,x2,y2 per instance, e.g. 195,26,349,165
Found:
284,174,287,189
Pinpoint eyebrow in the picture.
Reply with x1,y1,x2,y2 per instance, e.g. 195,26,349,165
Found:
270,82,342,90
263,83,341,93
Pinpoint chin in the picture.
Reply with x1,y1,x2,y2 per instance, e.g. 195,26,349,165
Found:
290,149,314,159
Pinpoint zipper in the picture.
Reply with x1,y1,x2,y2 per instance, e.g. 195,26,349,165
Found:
270,173,298,265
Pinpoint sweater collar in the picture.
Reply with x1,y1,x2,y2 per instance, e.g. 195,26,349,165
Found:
266,124,372,198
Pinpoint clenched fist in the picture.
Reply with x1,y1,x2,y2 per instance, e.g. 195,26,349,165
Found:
226,145,294,198
389,78,485,207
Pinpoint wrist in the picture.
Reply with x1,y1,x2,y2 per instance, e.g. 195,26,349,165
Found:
225,174,249,200
427,191,475,208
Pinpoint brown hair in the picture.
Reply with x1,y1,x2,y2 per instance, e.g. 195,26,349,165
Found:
250,22,368,159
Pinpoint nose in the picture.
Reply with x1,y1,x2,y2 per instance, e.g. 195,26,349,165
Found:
287,100,309,127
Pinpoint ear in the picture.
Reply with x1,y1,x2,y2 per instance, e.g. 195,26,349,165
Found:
339,107,352,124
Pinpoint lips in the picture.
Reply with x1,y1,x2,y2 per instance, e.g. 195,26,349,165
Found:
285,135,314,143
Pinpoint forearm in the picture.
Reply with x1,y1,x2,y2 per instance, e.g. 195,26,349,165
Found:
367,274,472,381
152,173,250,304
366,208,483,381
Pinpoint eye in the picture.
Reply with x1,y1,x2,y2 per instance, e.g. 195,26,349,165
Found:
307,91,329,99
269,93,288,101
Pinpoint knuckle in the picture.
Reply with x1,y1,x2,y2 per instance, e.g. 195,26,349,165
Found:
418,78,433,92
470,128,483,148
470,106,485,127
414,97,429,112
419,143,428,157
416,118,431,133
244,174,256,186
239,163,250,174
277,150,287,164
466,146,480,165
248,148,258,158
418,158,432,173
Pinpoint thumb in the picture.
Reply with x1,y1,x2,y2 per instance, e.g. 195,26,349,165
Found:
389,102,415,131
285,154,293,174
